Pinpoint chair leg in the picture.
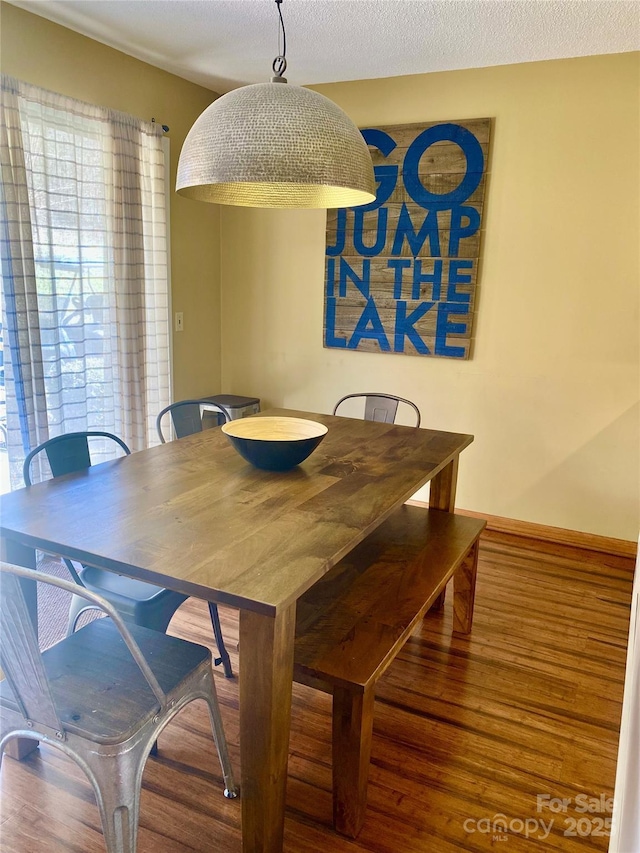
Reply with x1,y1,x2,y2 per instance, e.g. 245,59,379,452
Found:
66,596,102,636
203,674,238,799
84,746,146,853
208,602,233,678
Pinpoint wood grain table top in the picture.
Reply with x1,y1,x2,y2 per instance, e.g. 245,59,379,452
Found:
0,409,473,615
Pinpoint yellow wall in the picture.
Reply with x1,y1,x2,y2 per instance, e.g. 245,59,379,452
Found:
220,54,640,540
0,2,221,399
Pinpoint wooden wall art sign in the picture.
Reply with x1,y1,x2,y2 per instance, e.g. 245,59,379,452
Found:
323,118,491,359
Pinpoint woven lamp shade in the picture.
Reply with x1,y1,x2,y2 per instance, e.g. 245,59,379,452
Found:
176,82,376,209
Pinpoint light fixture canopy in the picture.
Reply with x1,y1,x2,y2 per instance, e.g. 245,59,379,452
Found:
176,1,375,209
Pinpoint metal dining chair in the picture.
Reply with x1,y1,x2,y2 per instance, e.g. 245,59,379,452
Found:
0,561,237,853
22,431,233,678
333,393,421,427
155,405,234,678
156,399,229,443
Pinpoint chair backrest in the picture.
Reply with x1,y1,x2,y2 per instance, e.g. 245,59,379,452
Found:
0,561,167,735
23,431,131,486
333,393,421,427
156,399,229,443
0,568,63,731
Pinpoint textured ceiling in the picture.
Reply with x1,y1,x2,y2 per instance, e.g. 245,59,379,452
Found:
8,0,640,93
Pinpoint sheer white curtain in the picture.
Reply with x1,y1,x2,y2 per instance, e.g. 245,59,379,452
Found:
0,75,170,486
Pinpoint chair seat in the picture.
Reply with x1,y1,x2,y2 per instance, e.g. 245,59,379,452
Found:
78,566,185,605
0,618,210,744
77,566,188,627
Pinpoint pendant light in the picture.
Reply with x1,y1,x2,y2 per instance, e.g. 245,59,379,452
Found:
176,0,375,209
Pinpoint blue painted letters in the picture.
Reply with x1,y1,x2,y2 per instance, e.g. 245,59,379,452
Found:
324,119,488,359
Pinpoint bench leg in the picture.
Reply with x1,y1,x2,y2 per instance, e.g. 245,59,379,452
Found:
432,588,446,611
332,685,375,838
453,540,479,634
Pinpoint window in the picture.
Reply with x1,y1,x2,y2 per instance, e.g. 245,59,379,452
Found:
1,75,171,488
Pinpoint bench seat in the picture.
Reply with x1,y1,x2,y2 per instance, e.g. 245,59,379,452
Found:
294,505,486,837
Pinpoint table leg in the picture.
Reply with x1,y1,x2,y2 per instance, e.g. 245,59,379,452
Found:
429,455,460,610
429,455,459,513
239,604,296,853
1,538,39,760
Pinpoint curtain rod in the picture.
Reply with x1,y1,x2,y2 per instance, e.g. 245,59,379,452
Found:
151,117,169,133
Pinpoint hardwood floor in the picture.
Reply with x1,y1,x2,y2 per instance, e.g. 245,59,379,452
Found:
0,530,634,852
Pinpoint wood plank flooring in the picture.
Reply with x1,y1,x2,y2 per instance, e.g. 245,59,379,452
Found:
0,529,635,852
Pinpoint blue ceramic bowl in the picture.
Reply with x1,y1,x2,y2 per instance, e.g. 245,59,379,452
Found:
222,416,328,471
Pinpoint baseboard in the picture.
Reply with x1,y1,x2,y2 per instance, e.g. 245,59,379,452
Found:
406,500,638,559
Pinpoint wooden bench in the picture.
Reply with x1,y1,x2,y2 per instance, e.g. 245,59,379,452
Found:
293,505,486,838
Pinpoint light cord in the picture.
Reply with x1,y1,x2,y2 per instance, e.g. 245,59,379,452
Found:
272,0,287,78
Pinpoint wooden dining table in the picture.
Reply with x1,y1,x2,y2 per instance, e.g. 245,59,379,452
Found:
0,408,473,853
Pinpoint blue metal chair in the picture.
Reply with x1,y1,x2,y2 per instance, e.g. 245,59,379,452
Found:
23,431,233,678
155,404,234,678
0,560,237,853
333,393,421,427
156,399,228,443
